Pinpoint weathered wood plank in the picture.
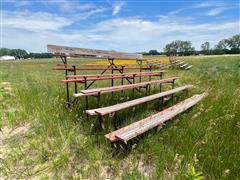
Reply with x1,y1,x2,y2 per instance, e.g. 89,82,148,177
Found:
47,44,143,59
105,93,208,142
62,72,163,83
66,71,164,79
86,85,193,116
185,65,193,70
73,77,178,97
53,66,151,71
180,64,189,68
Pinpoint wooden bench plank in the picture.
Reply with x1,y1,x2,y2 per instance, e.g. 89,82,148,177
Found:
57,64,144,67
53,67,151,71
170,60,181,64
66,71,164,79
47,44,143,59
54,67,122,71
73,77,178,97
180,64,189,68
86,85,193,116
185,65,193,70
62,72,163,83
105,93,208,142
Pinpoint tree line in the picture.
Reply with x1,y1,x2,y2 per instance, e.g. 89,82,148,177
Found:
144,34,240,56
0,48,52,59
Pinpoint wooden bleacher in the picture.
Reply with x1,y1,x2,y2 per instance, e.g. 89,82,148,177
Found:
86,85,193,116
48,44,207,143
66,71,163,79
105,93,207,142
47,44,143,59
169,55,193,70
73,77,178,97
62,71,164,83
146,60,170,70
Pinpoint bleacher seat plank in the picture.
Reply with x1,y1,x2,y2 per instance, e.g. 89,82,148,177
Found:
54,67,152,71
86,85,193,116
171,60,181,64
180,64,189,68
176,62,185,66
105,93,208,142
62,72,163,83
57,64,145,67
66,71,164,79
74,77,178,97
54,67,122,71
185,65,193,70
47,44,143,59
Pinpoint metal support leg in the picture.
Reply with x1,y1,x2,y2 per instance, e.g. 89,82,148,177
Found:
84,77,88,110
160,72,163,91
121,66,124,93
113,113,118,130
97,92,101,108
73,65,78,93
172,80,175,105
159,73,164,108
62,56,70,106
140,61,142,82
132,75,136,96
146,84,149,95
108,58,115,96
148,66,152,94
136,59,143,82
98,115,104,130
109,59,114,87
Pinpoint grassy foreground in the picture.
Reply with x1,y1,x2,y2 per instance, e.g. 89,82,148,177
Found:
0,55,239,179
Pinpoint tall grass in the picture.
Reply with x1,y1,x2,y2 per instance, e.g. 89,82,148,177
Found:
0,56,239,179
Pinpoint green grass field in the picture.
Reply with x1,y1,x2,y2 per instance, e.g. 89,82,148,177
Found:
0,55,239,179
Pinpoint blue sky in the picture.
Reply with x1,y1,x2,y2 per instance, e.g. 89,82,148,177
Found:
1,0,239,52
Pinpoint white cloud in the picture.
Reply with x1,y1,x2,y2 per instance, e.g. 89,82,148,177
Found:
86,17,239,51
40,0,98,13
195,1,225,8
168,1,234,16
2,10,239,52
207,7,231,16
3,11,73,33
4,0,32,7
112,1,125,16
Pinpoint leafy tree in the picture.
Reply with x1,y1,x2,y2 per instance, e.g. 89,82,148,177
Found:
10,49,28,59
201,42,210,55
0,48,11,56
148,50,160,55
213,39,228,54
226,34,240,54
164,40,195,56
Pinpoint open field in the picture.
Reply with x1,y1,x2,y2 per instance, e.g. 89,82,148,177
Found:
0,55,240,179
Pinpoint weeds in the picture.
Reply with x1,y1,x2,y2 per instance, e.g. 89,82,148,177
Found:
0,56,239,179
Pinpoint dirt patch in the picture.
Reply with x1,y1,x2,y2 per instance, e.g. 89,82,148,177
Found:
0,124,31,159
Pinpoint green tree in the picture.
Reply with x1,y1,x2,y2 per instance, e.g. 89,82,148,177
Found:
10,49,28,59
214,39,228,54
164,40,195,56
148,50,160,55
227,34,240,53
201,42,210,55
0,48,11,56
